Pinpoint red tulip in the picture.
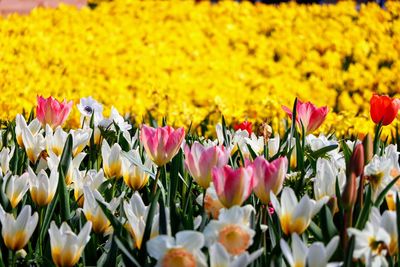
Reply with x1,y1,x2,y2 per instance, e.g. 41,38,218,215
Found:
282,100,328,134
234,121,252,135
36,96,73,129
370,94,399,126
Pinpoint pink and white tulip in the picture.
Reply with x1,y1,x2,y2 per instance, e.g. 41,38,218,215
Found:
212,165,255,208
140,125,185,166
250,156,288,204
36,96,73,129
184,142,229,189
282,100,328,134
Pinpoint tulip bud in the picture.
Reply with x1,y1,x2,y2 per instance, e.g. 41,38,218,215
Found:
349,144,364,177
342,172,357,210
362,134,373,164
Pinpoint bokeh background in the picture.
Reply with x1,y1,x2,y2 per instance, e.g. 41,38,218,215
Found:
0,0,399,136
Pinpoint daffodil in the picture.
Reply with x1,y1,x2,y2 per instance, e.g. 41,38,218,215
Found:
209,243,263,267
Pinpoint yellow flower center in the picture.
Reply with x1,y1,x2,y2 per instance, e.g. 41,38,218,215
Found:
218,224,250,255
161,248,196,267
369,172,384,191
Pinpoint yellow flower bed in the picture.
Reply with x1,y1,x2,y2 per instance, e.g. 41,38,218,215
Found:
0,0,399,137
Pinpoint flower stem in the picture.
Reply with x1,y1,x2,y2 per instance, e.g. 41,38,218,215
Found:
152,167,161,195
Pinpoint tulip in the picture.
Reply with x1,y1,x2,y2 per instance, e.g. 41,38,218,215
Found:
122,149,154,191
370,94,399,126
0,205,38,251
48,151,86,185
0,146,14,176
15,114,41,148
36,96,73,129
82,187,122,234
101,140,123,179
28,167,58,207
251,156,288,203
282,100,328,134
184,142,229,189
45,125,68,157
72,169,105,207
212,165,255,208
3,173,29,208
48,221,92,267
234,121,252,135
270,187,328,235
70,128,92,157
21,124,45,163
140,125,185,166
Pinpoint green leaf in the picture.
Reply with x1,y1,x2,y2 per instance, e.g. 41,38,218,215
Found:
396,193,400,263
139,189,160,264
38,194,59,255
57,134,73,221
355,185,372,229
320,205,338,243
374,175,400,207
308,221,323,241
310,144,338,159
343,236,355,267
114,237,141,267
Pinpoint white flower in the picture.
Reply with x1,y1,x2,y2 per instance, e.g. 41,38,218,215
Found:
313,158,346,201
77,96,103,119
280,233,340,267
48,221,92,267
122,148,154,190
245,133,264,156
47,150,86,185
383,144,400,178
210,242,263,267
70,128,92,156
21,124,45,163
147,230,207,267
364,155,392,201
45,125,67,156
123,192,169,249
122,129,139,149
348,207,391,267
0,146,14,176
99,107,131,132
2,172,29,208
15,114,41,148
270,187,328,235
72,169,106,207
306,134,338,153
268,134,280,157
0,205,38,251
82,186,123,234
27,167,58,207
204,205,256,255
101,139,123,179
196,183,224,219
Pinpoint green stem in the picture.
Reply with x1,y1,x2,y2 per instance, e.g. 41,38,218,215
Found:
39,207,44,256
152,167,161,195
373,122,382,155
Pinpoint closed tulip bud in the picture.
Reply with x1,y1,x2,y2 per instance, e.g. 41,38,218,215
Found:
362,134,373,164
342,172,357,210
349,143,364,177
28,167,58,207
3,173,29,208
102,140,123,179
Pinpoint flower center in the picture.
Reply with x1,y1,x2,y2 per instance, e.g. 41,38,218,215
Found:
161,248,196,267
204,194,224,219
218,224,250,255
369,172,384,190
369,238,387,255
84,106,93,114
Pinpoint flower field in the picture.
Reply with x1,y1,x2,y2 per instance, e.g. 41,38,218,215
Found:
1,1,400,267
0,1,400,137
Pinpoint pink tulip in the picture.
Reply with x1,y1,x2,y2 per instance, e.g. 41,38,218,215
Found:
212,165,255,208
250,156,288,204
282,100,328,134
36,96,73,129
140,125,185,166
184,142,229,189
